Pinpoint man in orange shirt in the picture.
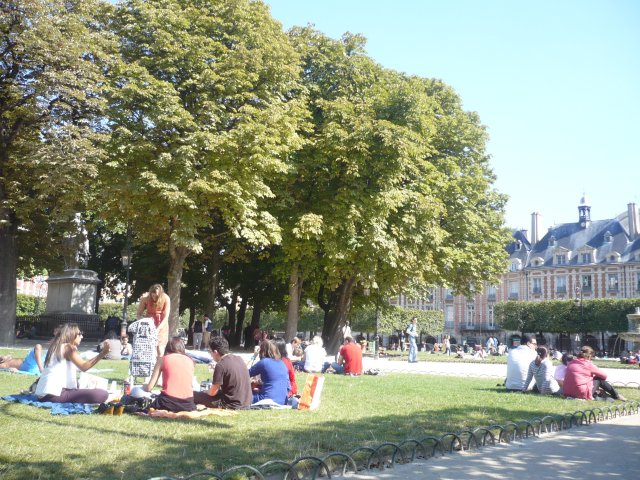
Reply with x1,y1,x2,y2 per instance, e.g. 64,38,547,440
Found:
323,336,363,375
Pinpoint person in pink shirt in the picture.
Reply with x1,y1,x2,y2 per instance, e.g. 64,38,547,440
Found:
563,346,626,401
144,336,196,412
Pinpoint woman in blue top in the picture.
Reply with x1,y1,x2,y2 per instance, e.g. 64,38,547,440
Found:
248,339,289,405
0,344,44,374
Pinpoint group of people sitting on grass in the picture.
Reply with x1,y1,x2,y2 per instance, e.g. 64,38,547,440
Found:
10,322,364,413
506,334,626,401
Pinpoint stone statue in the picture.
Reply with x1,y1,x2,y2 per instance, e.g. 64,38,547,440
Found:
63,213,90,269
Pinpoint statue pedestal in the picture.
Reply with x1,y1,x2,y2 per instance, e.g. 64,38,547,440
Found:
40,269,102,339
45,269,100,314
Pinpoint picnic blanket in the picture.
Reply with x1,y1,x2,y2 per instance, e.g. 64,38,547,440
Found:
0,368,38,376
138,407,238,419
1,393,95,415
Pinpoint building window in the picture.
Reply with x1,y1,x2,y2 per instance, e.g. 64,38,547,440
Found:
581,275,592,292
487,305,494,327
487,285,496,301
532,278,542,294
509,282,519,300
608,274,619,292
466,304,475,326
556,276,567,294
637,272,640,292
510,259,522,271
555,254,566,265
549,236,556,246
445,305,455,329
581,253,591,264
604,231,612,243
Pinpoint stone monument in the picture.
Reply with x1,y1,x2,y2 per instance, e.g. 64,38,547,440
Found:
41,214,102,338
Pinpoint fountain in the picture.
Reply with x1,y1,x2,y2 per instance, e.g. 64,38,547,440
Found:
620,307,640,351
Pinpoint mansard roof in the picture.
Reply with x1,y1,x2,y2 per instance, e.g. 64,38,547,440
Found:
511,217,632,267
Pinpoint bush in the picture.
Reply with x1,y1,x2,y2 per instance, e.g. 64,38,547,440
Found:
16,294,46,316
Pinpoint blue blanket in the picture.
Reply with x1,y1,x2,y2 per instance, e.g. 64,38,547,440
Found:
1,393,95,415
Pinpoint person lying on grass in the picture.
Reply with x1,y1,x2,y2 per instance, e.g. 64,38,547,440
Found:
35,323,110,404
0,344,44,374
144,336,196,412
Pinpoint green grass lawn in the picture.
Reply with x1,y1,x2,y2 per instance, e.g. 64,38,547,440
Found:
1,348,638,480
383,350,640,369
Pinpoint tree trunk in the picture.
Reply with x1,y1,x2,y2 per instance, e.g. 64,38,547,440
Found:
321,277,356,354
285,265,303,341
0,208,17,346
205,249,221,319
244,296,263,350
234,296,248,346
167,239,190,336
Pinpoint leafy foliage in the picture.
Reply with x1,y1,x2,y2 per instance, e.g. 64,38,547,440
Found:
495,298,635,334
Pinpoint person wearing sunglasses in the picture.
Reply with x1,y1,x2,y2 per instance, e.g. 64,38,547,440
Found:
35,323,111,404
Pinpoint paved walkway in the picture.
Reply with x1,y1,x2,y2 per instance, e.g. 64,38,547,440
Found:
351,413,640,479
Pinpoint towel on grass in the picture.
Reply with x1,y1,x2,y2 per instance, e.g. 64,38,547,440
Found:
250,398,292,410
1,393,94,415
137,407,238,419
0,368,39,376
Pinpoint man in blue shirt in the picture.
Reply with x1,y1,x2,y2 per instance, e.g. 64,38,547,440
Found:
406,317,418,363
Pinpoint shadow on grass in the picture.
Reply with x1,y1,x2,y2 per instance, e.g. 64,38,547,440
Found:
1,372,638,480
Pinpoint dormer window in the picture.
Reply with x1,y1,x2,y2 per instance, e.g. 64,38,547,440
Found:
549,236,556,246
555,254,566,265
531,256,545,267
510,259,522,271
604,231,612,243
608,252,621,263
515,240,522,251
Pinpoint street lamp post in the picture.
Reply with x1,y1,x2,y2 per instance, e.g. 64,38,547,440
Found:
120,237,132,338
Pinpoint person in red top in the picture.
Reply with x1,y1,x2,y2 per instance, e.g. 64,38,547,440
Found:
136,283,171,356
323,336,363,375
144,336,196,412
563,345,626,401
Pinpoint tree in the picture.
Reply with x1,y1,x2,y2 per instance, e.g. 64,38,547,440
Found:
494,299,633,335
0,0,112,344
99,0,306,336
281,27,510,353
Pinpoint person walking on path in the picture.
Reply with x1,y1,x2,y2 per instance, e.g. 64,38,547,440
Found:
406,317,418,363
202,315,213,352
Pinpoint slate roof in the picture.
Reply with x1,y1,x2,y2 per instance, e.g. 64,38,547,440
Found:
507,206,640,268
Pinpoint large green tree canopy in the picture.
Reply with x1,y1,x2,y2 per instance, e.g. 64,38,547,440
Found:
279,27,510,352
0,0,113,343
99,0,306,333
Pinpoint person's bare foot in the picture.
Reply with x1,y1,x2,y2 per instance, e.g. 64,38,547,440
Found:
0,355,12,364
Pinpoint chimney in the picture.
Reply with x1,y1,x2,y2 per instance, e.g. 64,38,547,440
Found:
628,203,639,239
531,212,541,245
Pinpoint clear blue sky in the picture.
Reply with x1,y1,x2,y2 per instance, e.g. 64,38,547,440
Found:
265,0,640,231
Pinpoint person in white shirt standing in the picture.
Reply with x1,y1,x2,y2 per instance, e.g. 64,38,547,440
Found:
505,335,538,391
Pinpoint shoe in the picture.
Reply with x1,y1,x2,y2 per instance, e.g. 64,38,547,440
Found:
618,394,627,402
